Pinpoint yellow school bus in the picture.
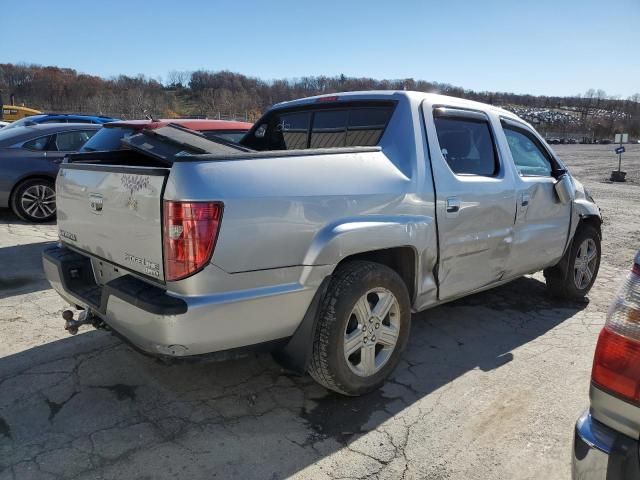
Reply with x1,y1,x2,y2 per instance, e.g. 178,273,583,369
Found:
2,105,41,122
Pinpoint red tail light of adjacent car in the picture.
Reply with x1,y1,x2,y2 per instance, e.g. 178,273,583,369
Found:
592,255,640,404
163,201,223,281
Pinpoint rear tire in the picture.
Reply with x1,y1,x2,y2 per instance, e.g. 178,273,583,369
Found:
308,261,411,396
11,178,56,223
545,224,601,300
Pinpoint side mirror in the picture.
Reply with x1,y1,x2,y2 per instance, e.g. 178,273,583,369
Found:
554,174,575,204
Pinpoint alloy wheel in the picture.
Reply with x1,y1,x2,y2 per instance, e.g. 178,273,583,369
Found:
343,288,401,377
20,184,56,220
573,238,598,290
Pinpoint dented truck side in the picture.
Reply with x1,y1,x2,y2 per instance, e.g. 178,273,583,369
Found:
43,91,602,395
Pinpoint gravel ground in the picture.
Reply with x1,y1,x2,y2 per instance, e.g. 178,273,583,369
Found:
0,144,638,480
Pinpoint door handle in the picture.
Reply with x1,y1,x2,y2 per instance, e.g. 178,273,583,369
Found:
521,193,530,207
446,197,460,214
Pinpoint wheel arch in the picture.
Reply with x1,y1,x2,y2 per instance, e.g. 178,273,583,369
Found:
335,246,418,303
275,216,435,374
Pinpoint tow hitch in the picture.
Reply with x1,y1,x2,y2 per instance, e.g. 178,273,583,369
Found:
62,309,106,335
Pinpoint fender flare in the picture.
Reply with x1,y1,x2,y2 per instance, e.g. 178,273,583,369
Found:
549,199,602,281
273,214,435,373
302,214,435,267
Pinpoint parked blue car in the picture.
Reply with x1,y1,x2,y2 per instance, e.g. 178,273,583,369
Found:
3,113,118,130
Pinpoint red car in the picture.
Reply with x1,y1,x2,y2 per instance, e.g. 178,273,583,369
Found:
79,119,252,152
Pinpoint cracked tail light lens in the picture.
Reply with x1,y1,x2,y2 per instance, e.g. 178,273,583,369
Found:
163,201,223,281
592,256,640,404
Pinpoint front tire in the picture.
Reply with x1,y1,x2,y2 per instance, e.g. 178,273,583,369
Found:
545,224,601,300
11,178,56,223
308,261,411,396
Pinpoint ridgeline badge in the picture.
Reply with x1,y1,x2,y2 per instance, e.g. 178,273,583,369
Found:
124,252,160,277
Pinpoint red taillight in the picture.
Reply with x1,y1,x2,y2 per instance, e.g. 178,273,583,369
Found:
592,327,640,404
591,262,640,404
163,201,223,281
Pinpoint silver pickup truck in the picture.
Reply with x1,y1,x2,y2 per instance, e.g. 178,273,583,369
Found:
43,91,601,396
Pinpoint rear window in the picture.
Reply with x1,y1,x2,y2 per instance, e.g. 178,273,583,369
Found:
80,126,136,152
243,103,394,151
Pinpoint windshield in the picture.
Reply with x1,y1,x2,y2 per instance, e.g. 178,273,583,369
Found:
2,116,42,130
80,126,136,152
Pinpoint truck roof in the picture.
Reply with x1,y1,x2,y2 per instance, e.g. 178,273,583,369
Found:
273,90,522,122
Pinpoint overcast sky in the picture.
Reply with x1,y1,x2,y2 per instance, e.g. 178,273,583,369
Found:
3,0,639,97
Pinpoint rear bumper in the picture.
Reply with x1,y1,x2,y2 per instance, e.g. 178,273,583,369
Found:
43,245,321,357
573,410,640,479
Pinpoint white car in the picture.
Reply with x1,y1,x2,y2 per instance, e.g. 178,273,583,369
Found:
0,121,9,128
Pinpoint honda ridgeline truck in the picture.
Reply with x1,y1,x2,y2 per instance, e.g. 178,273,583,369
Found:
43,91,602,396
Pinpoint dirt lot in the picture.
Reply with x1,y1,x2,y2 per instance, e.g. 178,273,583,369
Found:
0,144,638,480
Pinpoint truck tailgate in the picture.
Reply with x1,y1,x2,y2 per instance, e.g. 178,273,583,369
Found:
56,164,169,281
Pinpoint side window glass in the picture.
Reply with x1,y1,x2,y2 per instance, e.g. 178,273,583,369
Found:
434,115,498,176
55,130,97,151
503,126,552,176
22,135,52,151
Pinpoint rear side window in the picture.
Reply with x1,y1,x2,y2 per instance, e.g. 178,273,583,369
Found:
502,125,553,176
243,103,394,151
23,135,53,151
434,113,498,176
55,130,97,151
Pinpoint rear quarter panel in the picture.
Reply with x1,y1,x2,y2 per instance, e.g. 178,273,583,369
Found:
166,150,428,273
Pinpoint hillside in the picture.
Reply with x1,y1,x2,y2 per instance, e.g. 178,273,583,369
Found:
1,63,638,138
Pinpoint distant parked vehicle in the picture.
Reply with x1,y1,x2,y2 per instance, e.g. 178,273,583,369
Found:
568,138,577,144
1,105,41,122
599,139,612,145
3,113,118,130
546,137,560,144
573,252,640,479
78,118,252,152
0,123,100,222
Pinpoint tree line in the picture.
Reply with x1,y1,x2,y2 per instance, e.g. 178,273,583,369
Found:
1,63,638,137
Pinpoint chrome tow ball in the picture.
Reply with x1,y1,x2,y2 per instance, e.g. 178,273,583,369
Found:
62,309,94,335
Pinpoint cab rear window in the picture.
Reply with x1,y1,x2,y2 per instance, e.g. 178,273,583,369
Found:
243,103,395,151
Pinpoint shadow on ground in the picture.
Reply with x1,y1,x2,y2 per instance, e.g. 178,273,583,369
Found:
0,276,587,479
0,209,55,226
0,241,55,300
